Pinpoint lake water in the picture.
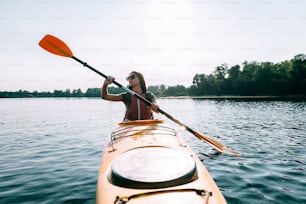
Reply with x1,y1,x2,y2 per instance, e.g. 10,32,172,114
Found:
0,98,305,204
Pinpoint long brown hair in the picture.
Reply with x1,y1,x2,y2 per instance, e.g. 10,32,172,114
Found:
128,71,147,93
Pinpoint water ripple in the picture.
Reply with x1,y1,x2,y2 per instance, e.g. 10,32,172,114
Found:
0,98,305,203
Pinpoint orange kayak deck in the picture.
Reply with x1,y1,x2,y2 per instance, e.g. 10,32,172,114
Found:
96,120,227,204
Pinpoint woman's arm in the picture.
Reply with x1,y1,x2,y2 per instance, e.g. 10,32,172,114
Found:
101,76,123,101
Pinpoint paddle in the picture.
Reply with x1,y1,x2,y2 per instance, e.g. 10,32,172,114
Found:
38,34,240,156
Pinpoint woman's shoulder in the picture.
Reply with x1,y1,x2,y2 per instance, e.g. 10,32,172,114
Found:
121,92,156,101
120,92,130,100
145,92,156,100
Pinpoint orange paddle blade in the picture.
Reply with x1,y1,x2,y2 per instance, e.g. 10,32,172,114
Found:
194,132,225,152
194,132,240,156
39,34,73,57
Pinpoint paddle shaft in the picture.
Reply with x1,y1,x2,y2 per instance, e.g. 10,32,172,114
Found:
72,56,224,152
158,110,224,152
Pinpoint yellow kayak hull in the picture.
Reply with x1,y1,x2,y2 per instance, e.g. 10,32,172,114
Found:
96,120,227,204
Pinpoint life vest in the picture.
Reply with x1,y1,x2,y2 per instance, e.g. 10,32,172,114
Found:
122,92,155,121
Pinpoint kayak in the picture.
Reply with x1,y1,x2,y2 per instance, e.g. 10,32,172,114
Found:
96,120,227,204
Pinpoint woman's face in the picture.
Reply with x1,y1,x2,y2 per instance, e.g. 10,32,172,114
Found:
126,73,139,87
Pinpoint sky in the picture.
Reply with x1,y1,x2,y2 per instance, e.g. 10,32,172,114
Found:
1,0,306,92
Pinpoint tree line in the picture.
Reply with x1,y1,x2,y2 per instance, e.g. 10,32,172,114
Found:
1,54,305,98
188,54,306,96
0,87,127,98
150,53,305,96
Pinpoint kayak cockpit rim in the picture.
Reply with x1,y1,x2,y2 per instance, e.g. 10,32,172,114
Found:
109,120,178,151
118,119,165,126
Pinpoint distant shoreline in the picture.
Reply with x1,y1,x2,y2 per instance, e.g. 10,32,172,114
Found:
160,95,306,101
1,95,305,101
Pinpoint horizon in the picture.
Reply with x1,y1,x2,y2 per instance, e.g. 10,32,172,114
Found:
1,0,306,92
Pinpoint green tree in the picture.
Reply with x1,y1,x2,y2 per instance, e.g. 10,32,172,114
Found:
191,74,216,95
72,89,83,97
270,61,291,95
85,88,100,97
227,65,240,94
54,90,65,97
164,85,186,96
289,54,306,94
253,62,274,95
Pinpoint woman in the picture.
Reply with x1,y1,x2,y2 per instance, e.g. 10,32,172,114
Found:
101,71,159,121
